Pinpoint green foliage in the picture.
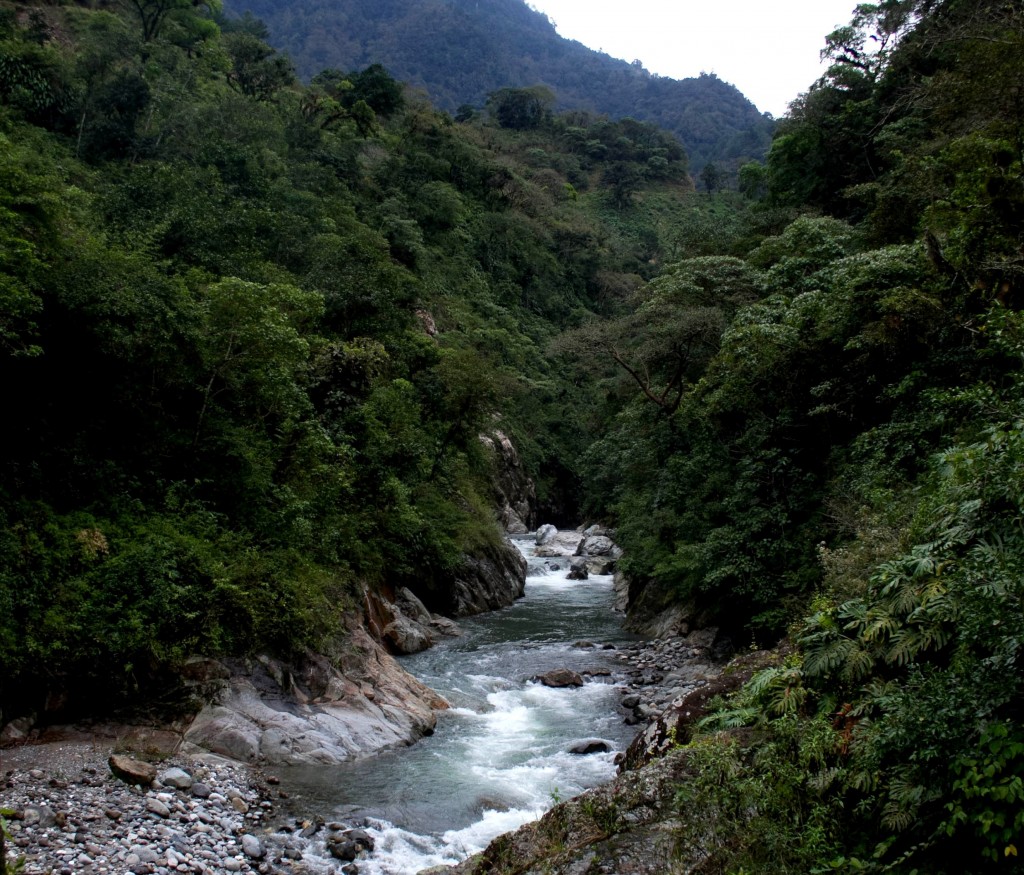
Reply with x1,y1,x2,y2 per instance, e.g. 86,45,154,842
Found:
675,719,845,873
221,0,772,170
0,0,710,718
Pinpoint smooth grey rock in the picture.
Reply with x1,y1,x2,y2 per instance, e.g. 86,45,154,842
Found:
241,834,264,859
21,805,56,828
382,611,434,655
183,628,446,766
585,556,616,575
145,797,170,818
158,767,193,790
429,615,462,637
575,535,615,556
535,524,558,545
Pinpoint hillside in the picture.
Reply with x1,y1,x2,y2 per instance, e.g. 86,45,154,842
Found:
220,0,774,170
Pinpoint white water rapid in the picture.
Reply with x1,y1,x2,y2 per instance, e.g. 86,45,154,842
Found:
277,533,640,874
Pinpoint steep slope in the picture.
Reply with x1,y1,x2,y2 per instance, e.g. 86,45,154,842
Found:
222,0,773,170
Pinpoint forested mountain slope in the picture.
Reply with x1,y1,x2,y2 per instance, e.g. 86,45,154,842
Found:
548,0,1024,871
0,0,702,722
221,0,774,170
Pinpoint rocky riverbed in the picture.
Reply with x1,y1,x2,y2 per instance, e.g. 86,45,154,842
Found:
0,743,374,875
1,627,727,875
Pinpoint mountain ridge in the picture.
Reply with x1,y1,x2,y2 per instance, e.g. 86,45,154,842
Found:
222,0,774,170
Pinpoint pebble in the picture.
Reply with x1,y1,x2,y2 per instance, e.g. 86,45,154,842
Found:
0,752,353,875
613,633,722,729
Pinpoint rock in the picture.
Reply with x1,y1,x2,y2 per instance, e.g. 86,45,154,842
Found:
191,782,212,798
448,539,527,617
345,829,375,852
183,627,447,765
241,834,264,859
396,587,432,625
621,694,641,709
612,571,630,613
446,747,697,875
109,755,158,786
534,669,584,688
575,535,615,556
158,767,193,790
381,611,434,655
535,524,558,545
568,739,612,755
567,557,589,580
0,715,35,743
145,797,170,818
429,615,462,637
480,429,538,534
21,805,56,828
328,840,359,862
230,795,249,814
585,556,616,575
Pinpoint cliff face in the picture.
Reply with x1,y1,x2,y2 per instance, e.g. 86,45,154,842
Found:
480,429,538,534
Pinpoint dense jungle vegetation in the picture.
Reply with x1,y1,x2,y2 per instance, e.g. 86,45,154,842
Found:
571,0,1024,870
0,0,704,716
2,0,1023,870
220,0,775,172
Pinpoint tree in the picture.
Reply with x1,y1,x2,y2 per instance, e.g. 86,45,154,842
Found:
487,86,554,130
700,161,723,195
126,0,221,43
224,32,295,100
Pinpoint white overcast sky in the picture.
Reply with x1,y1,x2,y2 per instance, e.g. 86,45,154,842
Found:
526,0,859,117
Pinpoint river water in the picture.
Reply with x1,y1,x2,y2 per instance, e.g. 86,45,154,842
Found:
280,535,641,873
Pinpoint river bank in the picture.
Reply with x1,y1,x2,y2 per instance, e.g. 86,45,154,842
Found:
2,529,728,874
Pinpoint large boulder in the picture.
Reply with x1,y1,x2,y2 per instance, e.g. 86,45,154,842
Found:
381,612,434,655
396,587,432,625
182,627,448,766
535,524,558,546
533,669,583,688
574,535,615,556
109,755,158,786
568,739,612,755
585,557,616,576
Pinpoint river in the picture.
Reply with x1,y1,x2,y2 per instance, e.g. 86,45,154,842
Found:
278,534,641,873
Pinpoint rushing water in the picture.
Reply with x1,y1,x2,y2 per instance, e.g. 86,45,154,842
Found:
279,535,641,874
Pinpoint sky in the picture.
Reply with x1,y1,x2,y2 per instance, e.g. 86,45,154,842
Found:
525,0,859,117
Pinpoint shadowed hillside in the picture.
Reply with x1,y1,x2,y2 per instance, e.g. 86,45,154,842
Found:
222,0,774,170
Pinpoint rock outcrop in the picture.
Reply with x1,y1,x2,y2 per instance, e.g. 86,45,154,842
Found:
480,429,537,534
181,626,447,766
449,537,527,616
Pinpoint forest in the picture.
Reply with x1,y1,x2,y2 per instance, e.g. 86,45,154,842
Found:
2,0,1024,871
219,0,775,172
